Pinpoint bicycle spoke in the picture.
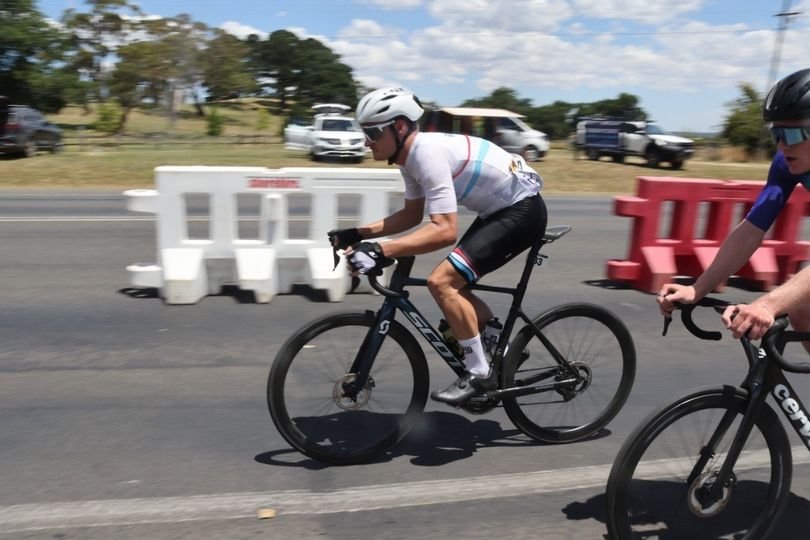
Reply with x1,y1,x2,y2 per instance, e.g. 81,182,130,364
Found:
607,389,791,539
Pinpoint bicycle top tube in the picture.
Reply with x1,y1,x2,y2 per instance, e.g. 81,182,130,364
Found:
669,297,810,374
365,224,573,299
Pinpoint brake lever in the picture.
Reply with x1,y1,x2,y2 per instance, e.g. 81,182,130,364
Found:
662,315,672,336
332,244,340,271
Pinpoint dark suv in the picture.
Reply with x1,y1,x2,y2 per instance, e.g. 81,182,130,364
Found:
0,97,63,157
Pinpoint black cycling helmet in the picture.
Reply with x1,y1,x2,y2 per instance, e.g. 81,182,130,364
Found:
763,68,810,122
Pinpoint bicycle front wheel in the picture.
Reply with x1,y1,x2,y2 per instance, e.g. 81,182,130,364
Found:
268,311,429,465
501,303,635,443
606,387,792,540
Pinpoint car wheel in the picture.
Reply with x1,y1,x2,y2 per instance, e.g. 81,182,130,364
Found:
645,148,661,168
587,148,600,161
611,154,625,164
23,140,37,158
671,159,683,170
522,145,540,161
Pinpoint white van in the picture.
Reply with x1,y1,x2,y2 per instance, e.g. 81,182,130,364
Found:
422,107,550,161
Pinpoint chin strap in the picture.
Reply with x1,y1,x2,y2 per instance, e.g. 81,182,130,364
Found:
388,123,417,165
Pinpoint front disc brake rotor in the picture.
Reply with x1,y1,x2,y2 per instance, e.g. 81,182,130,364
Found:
333,373,374,411
687,470,734,517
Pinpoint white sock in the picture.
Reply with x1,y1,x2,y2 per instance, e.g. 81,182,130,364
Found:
458,335,490,377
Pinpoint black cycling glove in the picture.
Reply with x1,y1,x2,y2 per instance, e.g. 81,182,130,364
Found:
347,242,387,275
327,228,363,250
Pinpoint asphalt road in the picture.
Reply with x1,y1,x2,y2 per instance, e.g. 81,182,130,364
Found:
1,191,809,539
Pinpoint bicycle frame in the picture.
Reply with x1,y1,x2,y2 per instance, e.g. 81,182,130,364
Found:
690,332,810,504
343,234,580,401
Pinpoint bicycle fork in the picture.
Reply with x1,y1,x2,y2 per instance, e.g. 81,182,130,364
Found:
341,304,397,401
689,344,771,508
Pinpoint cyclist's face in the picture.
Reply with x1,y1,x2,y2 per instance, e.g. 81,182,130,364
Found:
364,122,397,162
773,119,810,175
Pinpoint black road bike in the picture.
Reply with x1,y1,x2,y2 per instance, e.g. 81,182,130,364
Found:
268,226,637,465
606,298,810,539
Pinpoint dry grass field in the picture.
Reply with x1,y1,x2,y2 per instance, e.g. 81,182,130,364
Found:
0,103,771,191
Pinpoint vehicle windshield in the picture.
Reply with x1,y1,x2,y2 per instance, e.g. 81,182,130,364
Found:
511,117,532,131
645,124,667,135
321,118,358,132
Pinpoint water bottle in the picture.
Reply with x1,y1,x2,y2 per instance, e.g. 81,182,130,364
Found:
482,317,503,357
438,319,464,358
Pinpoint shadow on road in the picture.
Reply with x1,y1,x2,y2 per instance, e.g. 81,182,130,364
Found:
118,283,339,303
255,410,610,469
561,480,810,540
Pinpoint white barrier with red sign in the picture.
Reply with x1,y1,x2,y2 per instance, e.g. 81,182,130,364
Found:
125,166,404,304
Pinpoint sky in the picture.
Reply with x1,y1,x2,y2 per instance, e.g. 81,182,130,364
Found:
37,0,810,133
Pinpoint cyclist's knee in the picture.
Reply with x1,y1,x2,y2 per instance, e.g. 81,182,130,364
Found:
788,304,810,354
427,261,465,297
790,304,810,331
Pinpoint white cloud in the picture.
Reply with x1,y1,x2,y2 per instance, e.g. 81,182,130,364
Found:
337,19,390,41
571,0,706,24
285,1,810,128
221,21,267,39
355,0,423,9
428,0,573,32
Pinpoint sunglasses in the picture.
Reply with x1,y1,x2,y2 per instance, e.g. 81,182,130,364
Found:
362,121,394,143
769,125,810,146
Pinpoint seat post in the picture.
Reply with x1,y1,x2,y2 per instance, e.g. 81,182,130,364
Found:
513,236,545,301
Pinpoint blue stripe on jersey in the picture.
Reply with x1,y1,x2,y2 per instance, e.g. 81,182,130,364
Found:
448,251,478,282
458,140,491,202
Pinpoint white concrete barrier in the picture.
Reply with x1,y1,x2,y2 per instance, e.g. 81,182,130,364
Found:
125,166,404,304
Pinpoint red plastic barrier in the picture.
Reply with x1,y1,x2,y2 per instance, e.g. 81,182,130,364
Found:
606,176,810,293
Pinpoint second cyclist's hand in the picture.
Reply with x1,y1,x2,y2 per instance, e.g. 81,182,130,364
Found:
327,228,362,250
721,302,775,340
657,284,697,317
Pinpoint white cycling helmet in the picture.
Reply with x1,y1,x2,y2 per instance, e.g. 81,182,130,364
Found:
356,87,423,126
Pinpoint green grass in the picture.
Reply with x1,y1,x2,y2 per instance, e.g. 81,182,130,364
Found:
0,104,772,191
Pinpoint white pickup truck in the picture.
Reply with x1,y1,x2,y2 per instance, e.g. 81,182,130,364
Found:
576,118,694,169
284,104,367,163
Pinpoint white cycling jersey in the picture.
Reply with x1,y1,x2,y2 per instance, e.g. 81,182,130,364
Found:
400,132,542,219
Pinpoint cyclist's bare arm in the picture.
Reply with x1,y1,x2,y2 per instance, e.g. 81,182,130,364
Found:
357,197,425,240
657,220,765,315
723,264,810,339
348,197,457,257
377,211,457,258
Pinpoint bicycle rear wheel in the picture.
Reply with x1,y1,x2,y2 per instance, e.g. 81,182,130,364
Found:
606,387,792,540
268,311,429,465
501,303,635,443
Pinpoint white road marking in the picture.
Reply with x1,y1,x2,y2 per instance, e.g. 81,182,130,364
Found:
0,464,609,532
2,447,808,533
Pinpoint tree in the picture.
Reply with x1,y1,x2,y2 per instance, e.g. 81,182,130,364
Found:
579,93,647,120
723,83,769,157
293,38,356,107
61,0,144,106
249,30,358,112
107,14,210,131
0,0,79,111
250,30,299,110
461,87,533,116
200,30,256,101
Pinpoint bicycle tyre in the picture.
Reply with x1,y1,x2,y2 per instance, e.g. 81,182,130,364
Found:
606,386,792,540
268,311,429,465
501,303,636,443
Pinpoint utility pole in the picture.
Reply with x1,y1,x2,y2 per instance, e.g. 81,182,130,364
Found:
767,0,800,92
759,0,801,157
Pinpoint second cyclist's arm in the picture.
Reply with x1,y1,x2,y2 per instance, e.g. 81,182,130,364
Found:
357,197,425,240
692,220,765,298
